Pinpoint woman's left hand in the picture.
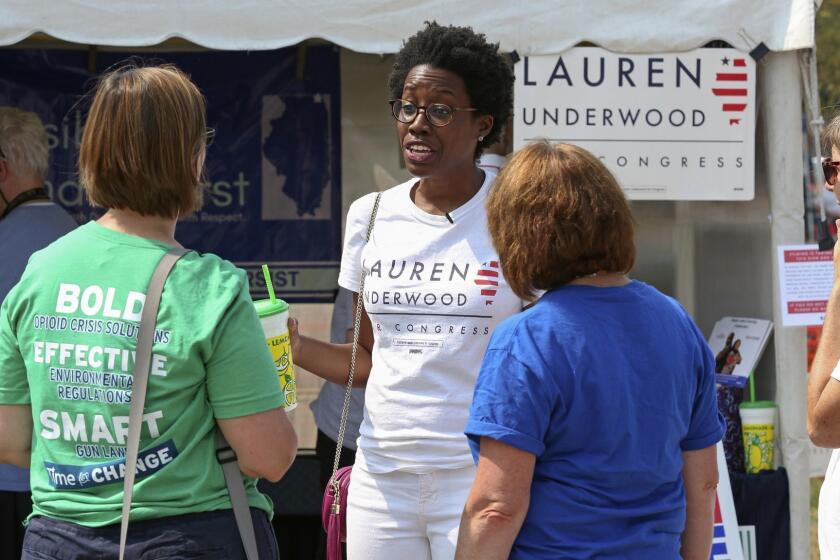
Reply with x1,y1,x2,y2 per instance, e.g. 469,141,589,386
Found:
288,317,302,358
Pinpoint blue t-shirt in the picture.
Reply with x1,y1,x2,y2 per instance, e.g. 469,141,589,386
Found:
0,202,78,492
465,281,725,560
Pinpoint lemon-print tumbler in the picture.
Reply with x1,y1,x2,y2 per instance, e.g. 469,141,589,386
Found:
739,401,776,474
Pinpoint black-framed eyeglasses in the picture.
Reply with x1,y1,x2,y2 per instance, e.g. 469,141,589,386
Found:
389,99,476,127
205,127,216,147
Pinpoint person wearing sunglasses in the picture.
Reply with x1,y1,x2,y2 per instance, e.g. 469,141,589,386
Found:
818,157,840,223
826,159,840,188
290,22,525,559
0,107,78,560
810,115,840,557
477,116,513,175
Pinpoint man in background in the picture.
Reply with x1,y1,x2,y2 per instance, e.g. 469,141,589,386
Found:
477,117,513,174
0,106,77,558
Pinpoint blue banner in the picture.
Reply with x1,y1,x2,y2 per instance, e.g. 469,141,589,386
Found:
43,439,178,490
0,47,342,302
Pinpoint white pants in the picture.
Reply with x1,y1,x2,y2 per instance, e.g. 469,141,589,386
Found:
820,450,840,557
345,464,476,560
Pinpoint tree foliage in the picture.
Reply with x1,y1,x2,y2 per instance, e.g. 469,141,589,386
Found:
819,0,840,119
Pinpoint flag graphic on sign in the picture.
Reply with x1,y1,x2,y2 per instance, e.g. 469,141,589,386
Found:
474,261,500,306
713,57,748,126
711,496,729,558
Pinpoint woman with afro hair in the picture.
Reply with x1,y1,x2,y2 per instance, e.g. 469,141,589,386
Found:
291,22,524,560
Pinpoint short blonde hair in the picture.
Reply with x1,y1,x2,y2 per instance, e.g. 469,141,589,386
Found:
79,64,207,218
486,141,636,300
825,113,840,154
0,107,49,179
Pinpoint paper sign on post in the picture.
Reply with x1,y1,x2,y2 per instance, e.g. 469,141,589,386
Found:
777,244,834,326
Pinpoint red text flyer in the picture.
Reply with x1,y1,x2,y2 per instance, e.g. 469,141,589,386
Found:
777,244,833,326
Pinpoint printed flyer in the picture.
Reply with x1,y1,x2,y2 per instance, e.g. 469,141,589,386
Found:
777,244,834,326
708,317,773,388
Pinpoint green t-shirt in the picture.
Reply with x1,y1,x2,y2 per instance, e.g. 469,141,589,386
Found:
0,221,285,527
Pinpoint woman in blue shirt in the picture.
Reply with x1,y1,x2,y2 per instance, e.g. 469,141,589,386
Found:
455,141,725,560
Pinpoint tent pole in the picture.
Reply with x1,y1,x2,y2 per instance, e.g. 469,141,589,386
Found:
674,201,696,316
762,50,809,560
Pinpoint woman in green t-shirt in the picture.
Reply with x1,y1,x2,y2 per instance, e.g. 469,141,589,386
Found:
0,63,297,559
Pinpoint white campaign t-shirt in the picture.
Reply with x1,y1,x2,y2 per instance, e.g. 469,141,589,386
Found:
819,362,840,556
338,171,522,473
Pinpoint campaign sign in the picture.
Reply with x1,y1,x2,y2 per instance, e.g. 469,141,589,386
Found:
0,48,341,302
515,48,756,200
714,442,745,560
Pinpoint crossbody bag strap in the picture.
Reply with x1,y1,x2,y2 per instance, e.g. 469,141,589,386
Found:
119,247,189,560
329,192,382,509
216,431,259,560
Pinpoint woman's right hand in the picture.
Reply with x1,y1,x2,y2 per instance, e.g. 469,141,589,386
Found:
284,299,373,387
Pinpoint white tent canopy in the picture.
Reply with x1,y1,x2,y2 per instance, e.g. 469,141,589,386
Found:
0,2,821,559
0,0,817,53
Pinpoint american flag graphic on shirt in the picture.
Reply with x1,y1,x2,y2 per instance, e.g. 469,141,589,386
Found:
474,261,500,306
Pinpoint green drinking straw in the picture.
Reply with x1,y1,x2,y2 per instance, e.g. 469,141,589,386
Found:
262,264,276,303
749,371,756,403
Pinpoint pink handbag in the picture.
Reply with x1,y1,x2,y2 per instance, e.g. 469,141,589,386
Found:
320,192,381,560
322,465,352,559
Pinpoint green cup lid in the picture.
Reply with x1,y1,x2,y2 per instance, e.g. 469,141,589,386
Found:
254,298,288,317
740,400,776,409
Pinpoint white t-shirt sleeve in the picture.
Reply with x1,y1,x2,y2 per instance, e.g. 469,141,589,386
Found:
338,192,379,293
831,358,840,383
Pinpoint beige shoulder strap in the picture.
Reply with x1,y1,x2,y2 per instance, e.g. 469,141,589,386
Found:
118,248,188,560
